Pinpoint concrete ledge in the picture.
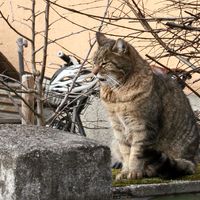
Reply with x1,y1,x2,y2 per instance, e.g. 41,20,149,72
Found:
0,124,111,200
113,180,200,198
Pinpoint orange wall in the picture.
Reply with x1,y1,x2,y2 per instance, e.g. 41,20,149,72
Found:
0,0,108,77
1,0,199,95
1,0,166,77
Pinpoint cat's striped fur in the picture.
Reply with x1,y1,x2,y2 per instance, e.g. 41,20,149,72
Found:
92,32,199,180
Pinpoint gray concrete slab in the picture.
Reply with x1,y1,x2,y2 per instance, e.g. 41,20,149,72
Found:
112,180,200,199
0,124,112,200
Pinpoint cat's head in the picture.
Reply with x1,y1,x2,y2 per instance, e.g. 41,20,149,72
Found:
92,32,134,88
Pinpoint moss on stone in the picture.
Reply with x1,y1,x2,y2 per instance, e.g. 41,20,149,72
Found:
112,164,200,187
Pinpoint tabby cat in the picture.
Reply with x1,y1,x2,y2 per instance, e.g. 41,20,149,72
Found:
92,32,199,180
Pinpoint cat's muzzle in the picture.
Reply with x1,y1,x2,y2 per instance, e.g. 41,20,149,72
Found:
96,74,107,82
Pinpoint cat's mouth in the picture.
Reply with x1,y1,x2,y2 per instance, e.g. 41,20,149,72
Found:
98,77,107,82
96,74,107,82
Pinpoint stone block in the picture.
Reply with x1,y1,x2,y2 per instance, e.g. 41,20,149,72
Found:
0,124,111,200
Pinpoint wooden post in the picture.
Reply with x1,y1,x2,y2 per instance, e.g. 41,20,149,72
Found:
21,74,35,124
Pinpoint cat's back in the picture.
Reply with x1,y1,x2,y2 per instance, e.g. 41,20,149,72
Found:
154,73,194,121
154,74,199,160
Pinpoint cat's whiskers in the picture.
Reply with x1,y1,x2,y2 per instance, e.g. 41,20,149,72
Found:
106,74,120,88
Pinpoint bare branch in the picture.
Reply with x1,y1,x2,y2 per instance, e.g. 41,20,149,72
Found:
35,0,51,126
98,0,112,31
146,54,200,98
166,22,200,31
30,0,37,75
125,0,199,69
40,0,50,84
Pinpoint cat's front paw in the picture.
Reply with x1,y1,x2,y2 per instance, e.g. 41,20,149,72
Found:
115,169,144,180
127,169,144,179
115,170,129,180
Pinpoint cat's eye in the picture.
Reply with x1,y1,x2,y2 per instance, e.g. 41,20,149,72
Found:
101,61,109,67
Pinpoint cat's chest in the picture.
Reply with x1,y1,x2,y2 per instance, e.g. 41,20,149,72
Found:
109,112,135,143
101,90,147,114
102,100,135,114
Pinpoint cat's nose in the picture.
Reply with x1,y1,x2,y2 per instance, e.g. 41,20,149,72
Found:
92,65,100,75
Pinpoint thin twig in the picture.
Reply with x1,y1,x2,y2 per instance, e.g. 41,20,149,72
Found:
146,54,200,98
166,22,200,31
0,10,32,42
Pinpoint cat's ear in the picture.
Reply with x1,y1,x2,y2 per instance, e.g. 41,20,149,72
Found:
112,38,128,54
96,32,108,46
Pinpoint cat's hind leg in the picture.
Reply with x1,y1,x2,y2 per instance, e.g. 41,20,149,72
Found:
158,158,195,178
143,148,196,178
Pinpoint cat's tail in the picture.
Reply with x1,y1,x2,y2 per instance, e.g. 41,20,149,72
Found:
143,148,196,178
